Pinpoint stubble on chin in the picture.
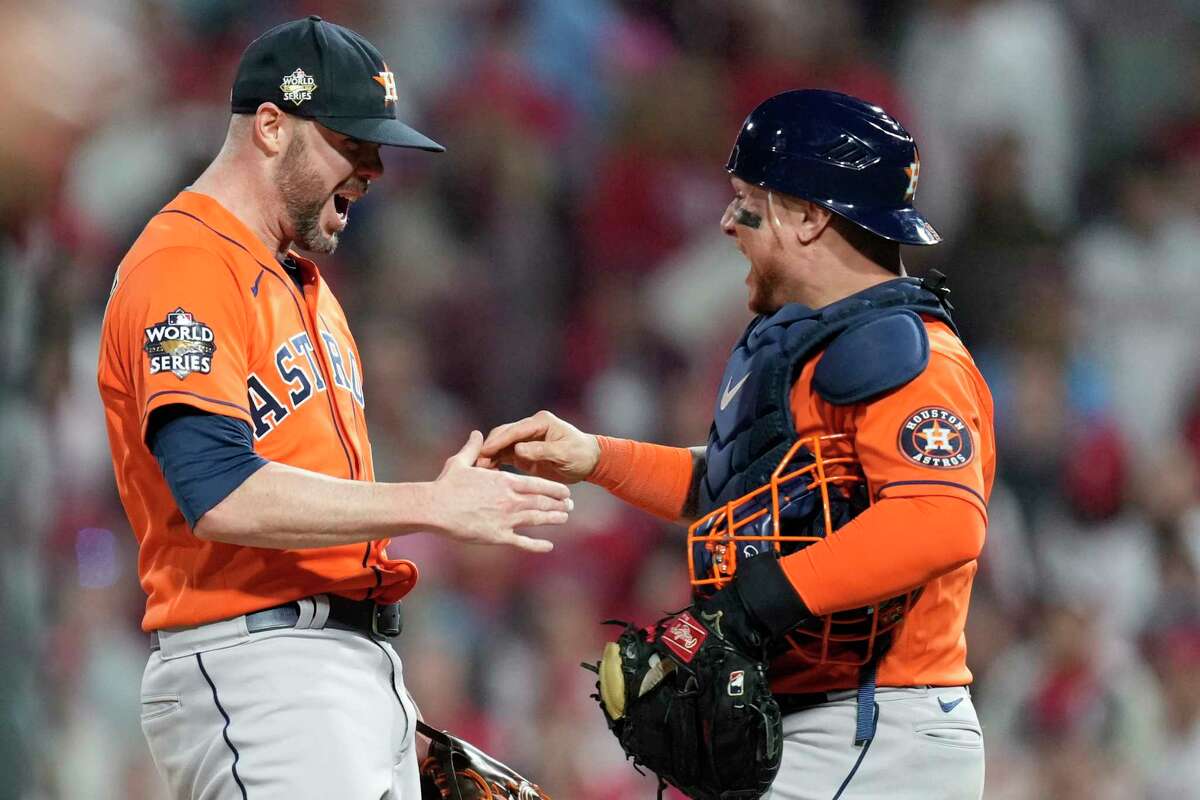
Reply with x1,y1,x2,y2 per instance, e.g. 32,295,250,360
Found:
277,137,338,255
746,262,781,316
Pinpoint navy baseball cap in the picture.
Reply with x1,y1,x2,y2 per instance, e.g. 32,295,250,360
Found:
231,16,444,152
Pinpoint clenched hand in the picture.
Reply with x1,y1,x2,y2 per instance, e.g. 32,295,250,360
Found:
476,410,601,484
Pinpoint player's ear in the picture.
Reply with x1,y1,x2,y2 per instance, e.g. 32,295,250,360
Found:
799,202,833,244
771,194,832,245
251,103,288,157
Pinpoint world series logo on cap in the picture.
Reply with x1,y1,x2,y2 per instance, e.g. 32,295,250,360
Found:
280,67,317,106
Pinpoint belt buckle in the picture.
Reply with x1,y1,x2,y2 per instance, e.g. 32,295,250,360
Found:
371,602,403,638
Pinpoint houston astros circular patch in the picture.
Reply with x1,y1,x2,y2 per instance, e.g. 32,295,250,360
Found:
898,407,974,468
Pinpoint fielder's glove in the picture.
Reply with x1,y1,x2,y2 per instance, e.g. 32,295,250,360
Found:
418,721,552,800
588,553,808,800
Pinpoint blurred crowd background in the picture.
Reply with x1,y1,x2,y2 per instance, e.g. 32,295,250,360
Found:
3,0,1200,797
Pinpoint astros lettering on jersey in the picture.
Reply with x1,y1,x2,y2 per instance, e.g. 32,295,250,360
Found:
98,191,416,632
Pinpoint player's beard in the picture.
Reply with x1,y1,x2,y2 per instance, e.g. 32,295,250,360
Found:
277,133,339,255
747,256,785,315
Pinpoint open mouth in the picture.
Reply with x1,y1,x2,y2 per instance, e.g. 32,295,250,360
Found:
333,192,351,221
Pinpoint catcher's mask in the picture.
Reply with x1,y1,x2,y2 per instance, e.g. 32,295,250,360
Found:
688,434,917,667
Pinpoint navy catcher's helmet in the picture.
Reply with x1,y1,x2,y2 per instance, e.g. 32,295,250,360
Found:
727,89,941,245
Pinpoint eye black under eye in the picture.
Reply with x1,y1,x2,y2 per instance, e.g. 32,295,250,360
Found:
734,208,762,229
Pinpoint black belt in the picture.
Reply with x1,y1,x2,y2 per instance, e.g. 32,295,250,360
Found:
775,684,936,716
775,691,843,716
149,596,402,651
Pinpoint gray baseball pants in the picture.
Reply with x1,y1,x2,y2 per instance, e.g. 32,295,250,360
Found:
765,685,984,800
139,602,420,799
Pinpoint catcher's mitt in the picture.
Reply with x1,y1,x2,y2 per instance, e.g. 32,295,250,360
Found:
588,609,783,800
418,721,551,800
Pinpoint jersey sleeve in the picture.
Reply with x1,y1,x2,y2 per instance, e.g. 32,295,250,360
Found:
847,351,991,515
591,436,696,521
107,246,253,439
781,494,986,615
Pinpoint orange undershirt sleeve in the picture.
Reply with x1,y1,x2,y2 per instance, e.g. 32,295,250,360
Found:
589,436,695,522
780,494,986,616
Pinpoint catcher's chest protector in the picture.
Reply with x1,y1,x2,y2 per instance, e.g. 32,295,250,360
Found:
698,277,955,514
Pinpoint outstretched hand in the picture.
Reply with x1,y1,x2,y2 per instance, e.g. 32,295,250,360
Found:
430,431,573,553
476,410,601,485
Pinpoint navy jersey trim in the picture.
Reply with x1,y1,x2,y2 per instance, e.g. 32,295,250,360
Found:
876,480,986,507
143,390,250,427
157,209,294,292
361,543,375,599
196,653,249,800
318,312,364,478
155,209,357,480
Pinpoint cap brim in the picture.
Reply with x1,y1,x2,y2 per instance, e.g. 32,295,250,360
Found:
819,200,942,246
317,115,445,152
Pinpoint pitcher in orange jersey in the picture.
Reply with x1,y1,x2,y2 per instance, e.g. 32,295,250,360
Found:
480,90,992,800
98,17,573,800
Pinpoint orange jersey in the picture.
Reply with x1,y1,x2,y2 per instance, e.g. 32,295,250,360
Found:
98,191,416,631
772,318,995,693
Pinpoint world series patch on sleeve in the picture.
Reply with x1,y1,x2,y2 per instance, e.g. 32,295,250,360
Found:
143,307,217,379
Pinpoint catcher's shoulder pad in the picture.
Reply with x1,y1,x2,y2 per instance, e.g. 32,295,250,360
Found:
813,309,930,405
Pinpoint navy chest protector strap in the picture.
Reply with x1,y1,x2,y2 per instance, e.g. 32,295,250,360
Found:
698,275,956,514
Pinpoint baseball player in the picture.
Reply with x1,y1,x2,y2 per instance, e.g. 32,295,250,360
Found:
480,90,994,799
97,17,573,799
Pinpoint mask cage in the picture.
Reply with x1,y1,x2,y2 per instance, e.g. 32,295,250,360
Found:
687,434,916,666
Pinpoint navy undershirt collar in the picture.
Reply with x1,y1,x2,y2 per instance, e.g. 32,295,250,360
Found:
279,255,305,291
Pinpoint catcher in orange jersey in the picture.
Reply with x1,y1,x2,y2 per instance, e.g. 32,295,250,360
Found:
480,90,993,800
99,17,569,800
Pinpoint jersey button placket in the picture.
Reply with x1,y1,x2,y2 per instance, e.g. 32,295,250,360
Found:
300,280,378,581
295,284,353,476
